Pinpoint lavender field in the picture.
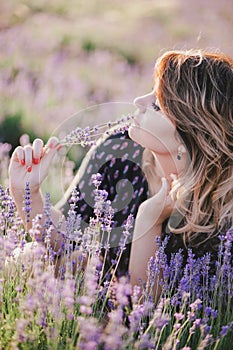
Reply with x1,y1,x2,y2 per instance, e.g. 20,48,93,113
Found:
0,1,233,349
0,179,233,349
0,0,233,140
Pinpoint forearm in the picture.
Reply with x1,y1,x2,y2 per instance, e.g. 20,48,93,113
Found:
10,187,65,252
129,223,162,288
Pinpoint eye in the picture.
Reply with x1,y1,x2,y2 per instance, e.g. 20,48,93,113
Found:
152,102,160,111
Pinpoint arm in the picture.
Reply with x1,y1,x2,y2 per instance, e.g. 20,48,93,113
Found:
129,223,162,288
129,177,174,288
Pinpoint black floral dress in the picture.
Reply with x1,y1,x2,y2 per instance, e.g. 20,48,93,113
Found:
74,131,148,277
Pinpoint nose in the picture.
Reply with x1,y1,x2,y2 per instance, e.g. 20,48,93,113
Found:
133,92,154,113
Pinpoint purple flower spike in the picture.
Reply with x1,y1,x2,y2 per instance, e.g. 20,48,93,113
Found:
23,182,32,223
59,114,135,147
91,173,103,187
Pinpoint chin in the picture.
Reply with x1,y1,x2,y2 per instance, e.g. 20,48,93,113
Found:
128,125,138,143
128,126,145,148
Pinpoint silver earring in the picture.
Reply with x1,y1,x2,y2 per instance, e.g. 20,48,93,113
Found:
177,145,186,160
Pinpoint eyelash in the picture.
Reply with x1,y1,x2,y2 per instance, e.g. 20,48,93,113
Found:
152,102,161,111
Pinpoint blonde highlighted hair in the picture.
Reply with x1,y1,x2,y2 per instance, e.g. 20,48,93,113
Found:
149,50,233,245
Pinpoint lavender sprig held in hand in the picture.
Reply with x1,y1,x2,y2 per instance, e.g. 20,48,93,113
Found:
23,181,32,223
59,114,135,147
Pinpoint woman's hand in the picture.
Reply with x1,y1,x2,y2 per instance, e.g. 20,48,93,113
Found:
134,177,175,239
8,135,65,250
8,136,60,195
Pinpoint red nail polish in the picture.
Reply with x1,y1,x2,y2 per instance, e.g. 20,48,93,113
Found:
33,158,39,164
27,166,32,173
21,159,25,165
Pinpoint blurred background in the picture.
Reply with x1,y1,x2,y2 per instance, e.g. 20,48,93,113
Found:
1,0,233,143
0,0,232,195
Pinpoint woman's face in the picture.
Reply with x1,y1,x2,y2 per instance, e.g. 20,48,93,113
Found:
128,90,177,154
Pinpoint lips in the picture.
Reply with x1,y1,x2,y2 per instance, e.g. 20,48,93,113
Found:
132,111,141,127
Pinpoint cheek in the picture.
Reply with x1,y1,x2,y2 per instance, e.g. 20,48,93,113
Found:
129,124,175,154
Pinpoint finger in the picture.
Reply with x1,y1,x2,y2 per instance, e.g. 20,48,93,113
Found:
156,177,169,200
169,173,178,187
170,173,177,181
24,145,33,171
45,136,60,150
156,178,175,215
36,148,57,181
42,136,60,157
39,137,60,174
19,134,30,146
145,177,168,212
32,138,44,164
15,146,25,165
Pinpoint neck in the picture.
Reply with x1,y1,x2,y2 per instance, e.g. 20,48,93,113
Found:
151,149,187,178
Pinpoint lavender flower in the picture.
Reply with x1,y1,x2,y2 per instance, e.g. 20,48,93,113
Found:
41,192,53,242
61,277,76,319
77,316,102,349
148,298,170,331
59,114,135,147
118,214,134,250
91,173,103,188
128,304,145,333
23,182,32,223
205,306,218,318
131,285,142,304
0,186,16,224
114,276,132,306
66,188,82,242
174,312,184,321
220,325,229,336
137,334,155,349
196,334,213,349
14,318,29,343
29,214,42,242
93,189,108,217
77,256,100,315
189,298,203,312
99,200,115,232
101,308,127,350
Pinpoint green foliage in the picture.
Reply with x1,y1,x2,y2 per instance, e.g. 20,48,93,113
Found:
81,38,96,53
0,113,37,154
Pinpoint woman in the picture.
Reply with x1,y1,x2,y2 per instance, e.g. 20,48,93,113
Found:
129,50,233,286
8,50,233,286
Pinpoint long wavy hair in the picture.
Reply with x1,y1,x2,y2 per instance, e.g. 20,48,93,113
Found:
150,50,233,245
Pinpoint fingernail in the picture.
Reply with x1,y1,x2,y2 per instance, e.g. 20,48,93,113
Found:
27,166,32,173
48,142,54,149
33,158,39,164
21,159,25,165
170,173,177,179
56,145,62,151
